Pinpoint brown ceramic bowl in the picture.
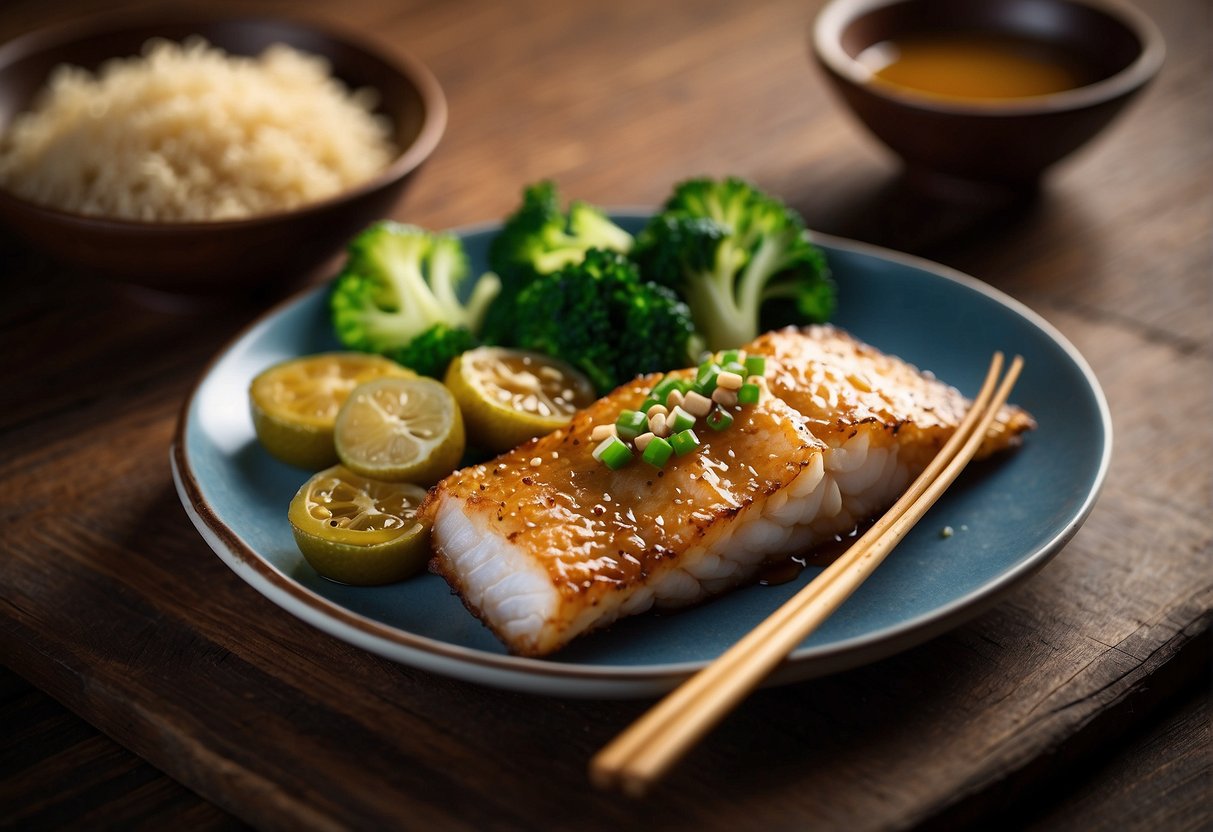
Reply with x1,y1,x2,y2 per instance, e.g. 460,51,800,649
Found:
812,0,1164,189
0,14,445,294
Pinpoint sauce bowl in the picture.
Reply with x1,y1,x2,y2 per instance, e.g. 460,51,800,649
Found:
0,14,446,294
811,0,1164,189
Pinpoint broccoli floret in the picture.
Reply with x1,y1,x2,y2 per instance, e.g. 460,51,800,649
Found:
330,221,501,377
631,177,835,350
482,181,633,344
512,248,699,394
391,324,480,379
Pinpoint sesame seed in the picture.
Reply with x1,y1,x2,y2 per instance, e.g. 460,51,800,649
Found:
530,457,542,467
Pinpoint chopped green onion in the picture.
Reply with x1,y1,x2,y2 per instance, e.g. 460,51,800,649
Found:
651,376,681,401
615,409,647,440
744,355,766,377
694,365,720,396
737,382,760,405
695,361,721,384
722,360,747,377
706,406,734,431
670,429,700,456
641,436,673,468
640,397,662,414
593,436,633,470
668,405,696,433
719,349,741,365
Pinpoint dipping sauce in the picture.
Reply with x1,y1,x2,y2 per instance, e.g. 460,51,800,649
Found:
858,33,1093,100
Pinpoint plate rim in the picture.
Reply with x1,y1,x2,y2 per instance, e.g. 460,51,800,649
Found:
171,214,1113,697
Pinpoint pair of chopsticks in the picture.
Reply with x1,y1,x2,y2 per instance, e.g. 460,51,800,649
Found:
590,352,1024,796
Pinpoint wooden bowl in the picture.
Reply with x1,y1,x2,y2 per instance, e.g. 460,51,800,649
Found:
0,14,446,294
812,0,1164,189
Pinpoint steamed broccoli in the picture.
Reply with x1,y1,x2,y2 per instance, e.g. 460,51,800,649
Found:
631,177,835,351
482,181,633,344
511,248,699,394
330,221,501,378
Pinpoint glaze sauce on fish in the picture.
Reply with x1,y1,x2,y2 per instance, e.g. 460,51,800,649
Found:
756,523,871,586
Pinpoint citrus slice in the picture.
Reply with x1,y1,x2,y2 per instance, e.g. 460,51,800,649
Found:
334,376,465,485
250,352,414,469
444,347,596,453
288,464,430,585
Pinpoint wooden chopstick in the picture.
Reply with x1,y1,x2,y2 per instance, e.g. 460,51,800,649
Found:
590,353,1024,796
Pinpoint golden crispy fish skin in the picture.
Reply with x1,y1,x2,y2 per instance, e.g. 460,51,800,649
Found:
423,375,829,657
736,325,1036,536
746,325,1036,458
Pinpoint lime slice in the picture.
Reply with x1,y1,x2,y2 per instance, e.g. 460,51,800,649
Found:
288,464,430,585
444,347,596,453
250,352,414,469
334,376,465,485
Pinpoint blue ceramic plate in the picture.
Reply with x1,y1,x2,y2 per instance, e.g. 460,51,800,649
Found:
172,214,1111,697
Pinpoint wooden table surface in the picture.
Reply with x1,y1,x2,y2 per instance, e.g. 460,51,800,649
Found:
2,0,1209,829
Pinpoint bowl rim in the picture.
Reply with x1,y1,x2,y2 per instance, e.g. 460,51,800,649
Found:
811,0,1166,116
0,11,447,232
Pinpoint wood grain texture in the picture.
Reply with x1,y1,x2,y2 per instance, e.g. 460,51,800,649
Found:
1024,668,1211,832
1,0,1210,829
0,668,247,830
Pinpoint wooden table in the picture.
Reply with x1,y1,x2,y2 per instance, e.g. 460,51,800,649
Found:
2,0,1209,828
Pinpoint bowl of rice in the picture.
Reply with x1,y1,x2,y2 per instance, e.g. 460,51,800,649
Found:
0,14,446,294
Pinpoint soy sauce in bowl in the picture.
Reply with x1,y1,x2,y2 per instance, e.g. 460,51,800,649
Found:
812,0,1166,186
858,32,1096,100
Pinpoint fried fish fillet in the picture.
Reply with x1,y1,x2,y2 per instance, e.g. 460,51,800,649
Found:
746,325,1036,535
425,327,1034,656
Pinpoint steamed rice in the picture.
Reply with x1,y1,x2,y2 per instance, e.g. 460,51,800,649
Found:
0,38,397,221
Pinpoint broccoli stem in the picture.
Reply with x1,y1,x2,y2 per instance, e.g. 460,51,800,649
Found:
465,272,503,330
427,241,465,319
689,268,750,351
736,236,785,328
383,255,444,333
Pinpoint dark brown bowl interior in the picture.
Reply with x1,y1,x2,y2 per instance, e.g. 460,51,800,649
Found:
0,15,445,294
813,0,1164,186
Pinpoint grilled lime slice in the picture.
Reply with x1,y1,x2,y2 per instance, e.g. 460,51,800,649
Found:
445,346,596,453
250,352,413,469
288,464,430,585
334,376,464,485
